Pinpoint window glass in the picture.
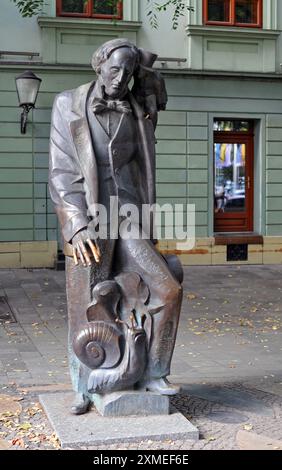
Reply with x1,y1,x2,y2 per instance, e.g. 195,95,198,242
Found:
61,0,86,13
93,0,116,15
235,0,258,24
207,0,230,22
214,143,246,213
214,120,251,132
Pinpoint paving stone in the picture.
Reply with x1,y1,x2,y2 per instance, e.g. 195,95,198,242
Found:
181,385,273,417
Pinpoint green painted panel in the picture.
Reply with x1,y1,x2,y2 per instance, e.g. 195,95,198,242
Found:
0,184,32,198
266,142,282,156
187,198,208,212
156,126,186,140
157,155,186,169
156,184,186,197
266,226,282,236
187,170,208,183
0,138,32,153
33,109,52,123
0,153,32,168
187,112,208,126
267,170,282,183
267,115,282,128
36,93,57,109
188,184,208,197
267,157,282,169
33,123,51,139
266,198,282,211
156,197,187,206
267,128,282,141
34,199,47,213
0,199,33,214
188,141,208,155
0,169,32,183
0,230,33,242
34,154,49,169
166,79,282,101
156,169,186,183
0,123,31,138
158,111,186,126
34,169,49,183
195,226,208,237
0,215,33,229
0,92,18,107
187,126,208,140
267,212,282,225
195,213,208,226
34,139,50,153
34,184,48,198
47,199,55,213
156,141,186,155
34,214,57,229
34,229,47,241
267,184,282,197
47,228,58,241
188,155,208,169
0,108,20,123
34,228,58,241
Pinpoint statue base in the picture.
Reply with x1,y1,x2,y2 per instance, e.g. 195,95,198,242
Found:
92,391,169,417
39,392,199,448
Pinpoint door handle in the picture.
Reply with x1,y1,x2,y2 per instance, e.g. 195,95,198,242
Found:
247,176,251,190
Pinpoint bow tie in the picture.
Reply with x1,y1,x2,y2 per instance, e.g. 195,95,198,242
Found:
92,97,132,115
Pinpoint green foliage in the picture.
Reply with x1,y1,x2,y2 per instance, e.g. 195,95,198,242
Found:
146,1,194,30
11,0,194,29
10,0,45,17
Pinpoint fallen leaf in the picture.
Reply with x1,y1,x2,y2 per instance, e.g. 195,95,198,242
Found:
0,439,11,450
244,424,253,432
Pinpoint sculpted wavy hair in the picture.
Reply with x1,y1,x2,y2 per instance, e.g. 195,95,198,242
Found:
91,38,140,74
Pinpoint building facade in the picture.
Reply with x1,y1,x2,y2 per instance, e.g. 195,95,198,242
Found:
0,0,282,268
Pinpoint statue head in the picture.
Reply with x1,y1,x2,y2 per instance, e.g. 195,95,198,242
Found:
92,38,139,99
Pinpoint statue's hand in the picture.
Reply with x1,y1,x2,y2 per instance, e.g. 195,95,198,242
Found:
71,229,100,267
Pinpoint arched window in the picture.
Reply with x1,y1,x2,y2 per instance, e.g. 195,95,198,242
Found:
204,0,262,27
57,0,123,20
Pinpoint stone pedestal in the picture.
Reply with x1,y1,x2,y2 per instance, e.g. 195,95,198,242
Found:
39,392,199,448
92,391,169,417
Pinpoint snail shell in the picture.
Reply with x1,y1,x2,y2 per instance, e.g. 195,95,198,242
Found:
73,321,122,370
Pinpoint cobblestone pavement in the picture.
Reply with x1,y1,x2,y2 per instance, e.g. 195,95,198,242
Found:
1,266,282,450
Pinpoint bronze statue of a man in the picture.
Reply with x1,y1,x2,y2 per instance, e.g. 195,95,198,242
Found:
49,38,183,415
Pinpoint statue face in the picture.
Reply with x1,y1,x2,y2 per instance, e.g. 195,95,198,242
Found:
99,47,136,99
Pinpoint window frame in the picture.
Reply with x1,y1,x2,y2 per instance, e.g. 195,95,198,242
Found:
203,0,263,28
56,0,123,20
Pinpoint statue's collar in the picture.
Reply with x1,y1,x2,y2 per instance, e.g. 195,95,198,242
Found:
72,81,95,117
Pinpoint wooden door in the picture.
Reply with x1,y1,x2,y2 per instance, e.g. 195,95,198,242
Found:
214,123,254,233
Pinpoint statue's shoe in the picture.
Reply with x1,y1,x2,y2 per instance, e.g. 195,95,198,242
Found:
138,377,181,396
70,393,91,415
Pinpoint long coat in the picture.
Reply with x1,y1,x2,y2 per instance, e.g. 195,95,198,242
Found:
49,81,156,244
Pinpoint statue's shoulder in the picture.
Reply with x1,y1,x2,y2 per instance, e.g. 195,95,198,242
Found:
53,81,95,112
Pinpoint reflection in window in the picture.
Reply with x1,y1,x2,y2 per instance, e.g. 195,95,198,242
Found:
214,143,246,213
58,0,122,18
61,0,86,13
207,0,230,23
93,0,116,15
236,0,259,24
214,120,251,132
205,0,262,27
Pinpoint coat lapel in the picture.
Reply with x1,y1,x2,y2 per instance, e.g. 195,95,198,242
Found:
70,81,99,217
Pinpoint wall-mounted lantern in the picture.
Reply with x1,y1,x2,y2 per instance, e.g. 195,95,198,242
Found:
15,70,42,134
